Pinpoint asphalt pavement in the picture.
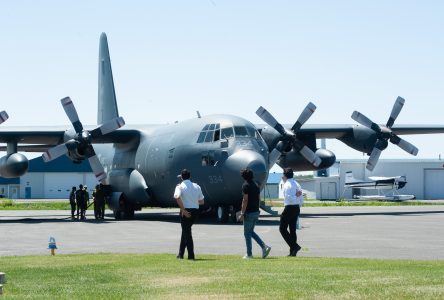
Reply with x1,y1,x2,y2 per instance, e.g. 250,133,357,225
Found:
1,205,443,260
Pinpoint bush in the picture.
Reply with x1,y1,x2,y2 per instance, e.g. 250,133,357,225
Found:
0,199,14,207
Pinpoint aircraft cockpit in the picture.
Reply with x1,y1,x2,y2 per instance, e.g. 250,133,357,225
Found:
196,123,265,146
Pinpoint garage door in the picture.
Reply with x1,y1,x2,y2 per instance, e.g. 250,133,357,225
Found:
44,173,83,199
424,169,444,200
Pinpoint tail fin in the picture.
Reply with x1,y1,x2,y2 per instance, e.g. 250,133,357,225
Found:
98,33,119,125
345,171,360,184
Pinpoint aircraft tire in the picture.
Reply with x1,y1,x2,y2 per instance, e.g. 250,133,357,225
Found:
113,209,122,220
216,205,229,223
124,208,135,220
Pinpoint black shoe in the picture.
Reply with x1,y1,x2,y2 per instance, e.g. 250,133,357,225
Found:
176,254,184,259
289,245,302,257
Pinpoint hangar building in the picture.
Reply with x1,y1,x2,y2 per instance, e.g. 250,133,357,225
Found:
298,159,444,200
0,156,97,199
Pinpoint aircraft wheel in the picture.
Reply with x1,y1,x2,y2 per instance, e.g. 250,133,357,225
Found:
216,205,229,223
124,208,135,220
113,209,122,220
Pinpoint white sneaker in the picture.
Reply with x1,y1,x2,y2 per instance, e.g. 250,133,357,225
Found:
243,254,253,259
262,245,271,258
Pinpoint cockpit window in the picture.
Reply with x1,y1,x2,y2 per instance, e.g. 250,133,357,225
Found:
246,126,256,138
234,126,249,137
196,123,221,143
204,131,214,142
197,131,206,143
221,127,234,139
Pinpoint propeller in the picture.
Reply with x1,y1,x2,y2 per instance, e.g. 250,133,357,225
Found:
42,97,125,182
351,96,418,171
256,102,321,168
0,111,9,124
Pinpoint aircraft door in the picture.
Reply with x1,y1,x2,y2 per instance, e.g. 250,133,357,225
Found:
199,145,227,205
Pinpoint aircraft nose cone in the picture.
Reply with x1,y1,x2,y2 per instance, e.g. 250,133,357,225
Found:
223,150,268,192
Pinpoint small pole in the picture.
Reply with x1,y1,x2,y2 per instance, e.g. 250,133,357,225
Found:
0,284,3,295
0,272,5,284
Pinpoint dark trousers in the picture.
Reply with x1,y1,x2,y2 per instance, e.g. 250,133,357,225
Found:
179,209,199,259
279,205,300,251
76,200,81,219
70,202,76,218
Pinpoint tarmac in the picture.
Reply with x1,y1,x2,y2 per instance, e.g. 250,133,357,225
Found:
1,205,444,260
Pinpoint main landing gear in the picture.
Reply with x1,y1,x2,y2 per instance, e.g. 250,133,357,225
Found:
216,205,239,223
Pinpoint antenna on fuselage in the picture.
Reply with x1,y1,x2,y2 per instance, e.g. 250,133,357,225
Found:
196,111,201,118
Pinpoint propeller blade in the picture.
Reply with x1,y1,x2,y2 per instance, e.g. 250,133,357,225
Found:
90,117,125,138
42,144,69,162
0,111,9,124
390,135,419,156
291,102,316,132
256,106,287,136
61,97,83,133
299,146,322,167
366,147,382,171
88,154,106,182
268,148,282,168
386,96,405,128
351,111,381,133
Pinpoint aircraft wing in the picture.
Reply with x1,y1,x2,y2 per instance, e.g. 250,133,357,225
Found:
257,124,444,138
0,126,140,152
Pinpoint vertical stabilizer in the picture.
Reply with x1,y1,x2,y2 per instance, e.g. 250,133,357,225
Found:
98,33,119,125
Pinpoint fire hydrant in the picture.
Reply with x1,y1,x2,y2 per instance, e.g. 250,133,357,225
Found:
48,237,57,255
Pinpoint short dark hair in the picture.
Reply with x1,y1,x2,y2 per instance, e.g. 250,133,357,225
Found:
181,169,191,180
79,184,83,189
240,168,254,181
283,168,294,179
72,186,76,191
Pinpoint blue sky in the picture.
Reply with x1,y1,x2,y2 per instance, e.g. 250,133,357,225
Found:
1,1,443,160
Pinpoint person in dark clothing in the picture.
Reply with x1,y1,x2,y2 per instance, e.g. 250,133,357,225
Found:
238,168,271,259
75,184,86,220
69,186,77,219
95,184,106,219
93,184,100,220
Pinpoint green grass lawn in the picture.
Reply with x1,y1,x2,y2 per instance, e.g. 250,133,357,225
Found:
0,253,443,299
0,200,70,210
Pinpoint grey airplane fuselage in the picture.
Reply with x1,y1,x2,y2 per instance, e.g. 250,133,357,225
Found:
94,114,269,210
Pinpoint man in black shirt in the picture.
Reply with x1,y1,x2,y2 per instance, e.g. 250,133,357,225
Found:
238,168,271,259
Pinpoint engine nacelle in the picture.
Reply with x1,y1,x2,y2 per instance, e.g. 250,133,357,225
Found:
278,148,336,171
338,126,377,154
108,168,153,208
0,153,29,178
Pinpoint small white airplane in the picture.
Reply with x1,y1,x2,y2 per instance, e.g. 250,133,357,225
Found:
344,171,414,201
345,171,407,190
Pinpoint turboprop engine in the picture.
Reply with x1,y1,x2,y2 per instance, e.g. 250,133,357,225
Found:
0,153,29,178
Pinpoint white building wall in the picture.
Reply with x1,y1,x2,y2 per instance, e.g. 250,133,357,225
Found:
19,172,98,199
20,172,45,198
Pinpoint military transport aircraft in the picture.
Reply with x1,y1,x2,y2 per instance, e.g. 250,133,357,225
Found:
1,33,444,221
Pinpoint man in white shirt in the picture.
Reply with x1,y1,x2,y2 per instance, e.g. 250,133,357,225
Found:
279,168,303,256
174,169,204,260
